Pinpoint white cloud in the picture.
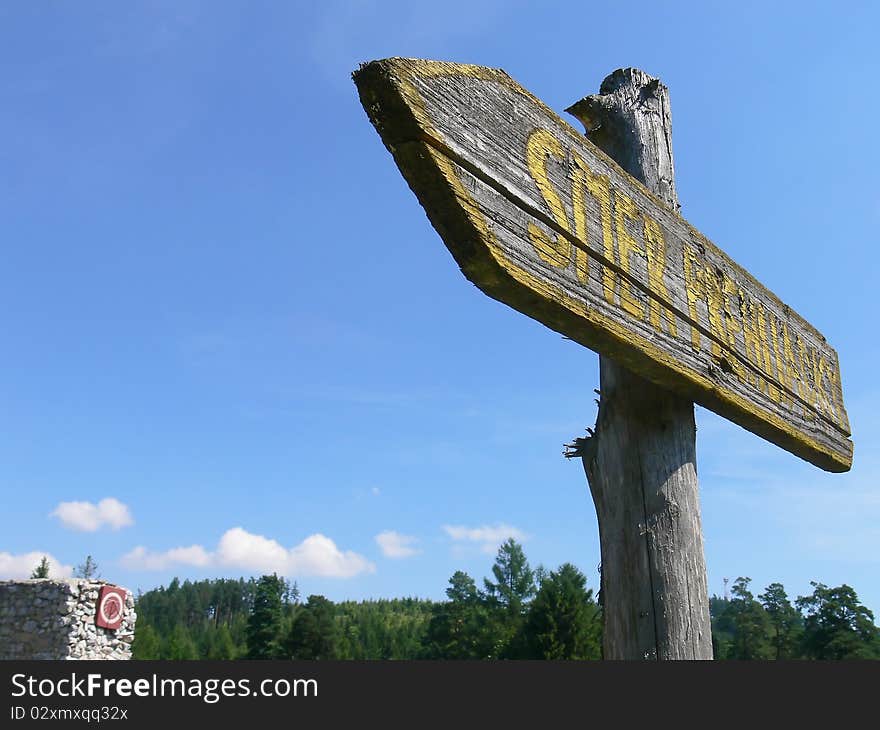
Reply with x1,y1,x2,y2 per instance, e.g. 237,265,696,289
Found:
287,533,374,578
51,498,133,532
0,551,73,579
375,531,420,559
442,523,528,553
217,529,375,578
120,545,212,571
121,528,375,579
216,528,290,573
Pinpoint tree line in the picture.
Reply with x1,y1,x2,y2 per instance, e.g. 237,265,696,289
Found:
711,577,879,659
130,540,879,660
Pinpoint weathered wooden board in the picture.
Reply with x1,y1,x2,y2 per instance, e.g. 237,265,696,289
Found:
353,58,853,472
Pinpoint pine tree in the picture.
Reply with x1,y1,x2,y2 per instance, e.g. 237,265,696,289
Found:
709,595,735,658
447,571,479,603
246,574,285,659
483,539,536,658
796,582,880,659
759,582,803,659
285,595,339,659
727,577,773,660
424,571,492,659
30,556,51,579
206,625,239,660
74,555,99,580
483,539,535,616
165,624,199,660
524,563,601,659
131,623,162,659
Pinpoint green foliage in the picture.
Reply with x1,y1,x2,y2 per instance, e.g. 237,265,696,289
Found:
165,624,199,660
423,572,493,659
446,571,478,603
286,595,340,659
759,582,803,659
205,625,239,660
30,556,50,579
726,577,773,660
132,563,879,661
523,563,602,660
134,576,257,659
483,538,536,616
334,598,433,659
709,595,735,659
75,555,99,580
482,539,537,658
710,577,880,660
796,582,880,659
246,574,285,659
131,622,162,660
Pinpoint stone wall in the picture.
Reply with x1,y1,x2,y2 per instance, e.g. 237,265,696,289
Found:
0,579,136,660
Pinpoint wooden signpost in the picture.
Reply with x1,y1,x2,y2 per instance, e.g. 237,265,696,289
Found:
353,58,853,658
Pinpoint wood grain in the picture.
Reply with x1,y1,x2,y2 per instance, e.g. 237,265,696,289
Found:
353,58,853,472
571,67,712,660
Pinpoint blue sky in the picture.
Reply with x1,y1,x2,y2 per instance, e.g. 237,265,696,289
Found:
2,1,878,614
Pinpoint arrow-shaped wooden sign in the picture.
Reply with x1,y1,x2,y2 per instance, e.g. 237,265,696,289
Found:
353,58,852,472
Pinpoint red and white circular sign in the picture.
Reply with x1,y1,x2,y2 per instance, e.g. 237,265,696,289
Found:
95,586,126,630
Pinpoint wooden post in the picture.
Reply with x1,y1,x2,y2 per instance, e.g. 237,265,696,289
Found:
565,69,714,660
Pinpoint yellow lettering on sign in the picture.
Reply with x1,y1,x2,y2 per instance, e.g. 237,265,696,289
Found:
643,215,677,337
613,191,645,320
520,126,843,434
581,166,615,304
767,316,790,406
526,129,571,268
813,355,835,421
570,154,591,285
755,303,780,403
739,292,762,375
797,335,816,406
781,323,803,399
738,291,773,393
682,250,726,362
683,246,703,350
703,268,726,360
719,274,746,382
